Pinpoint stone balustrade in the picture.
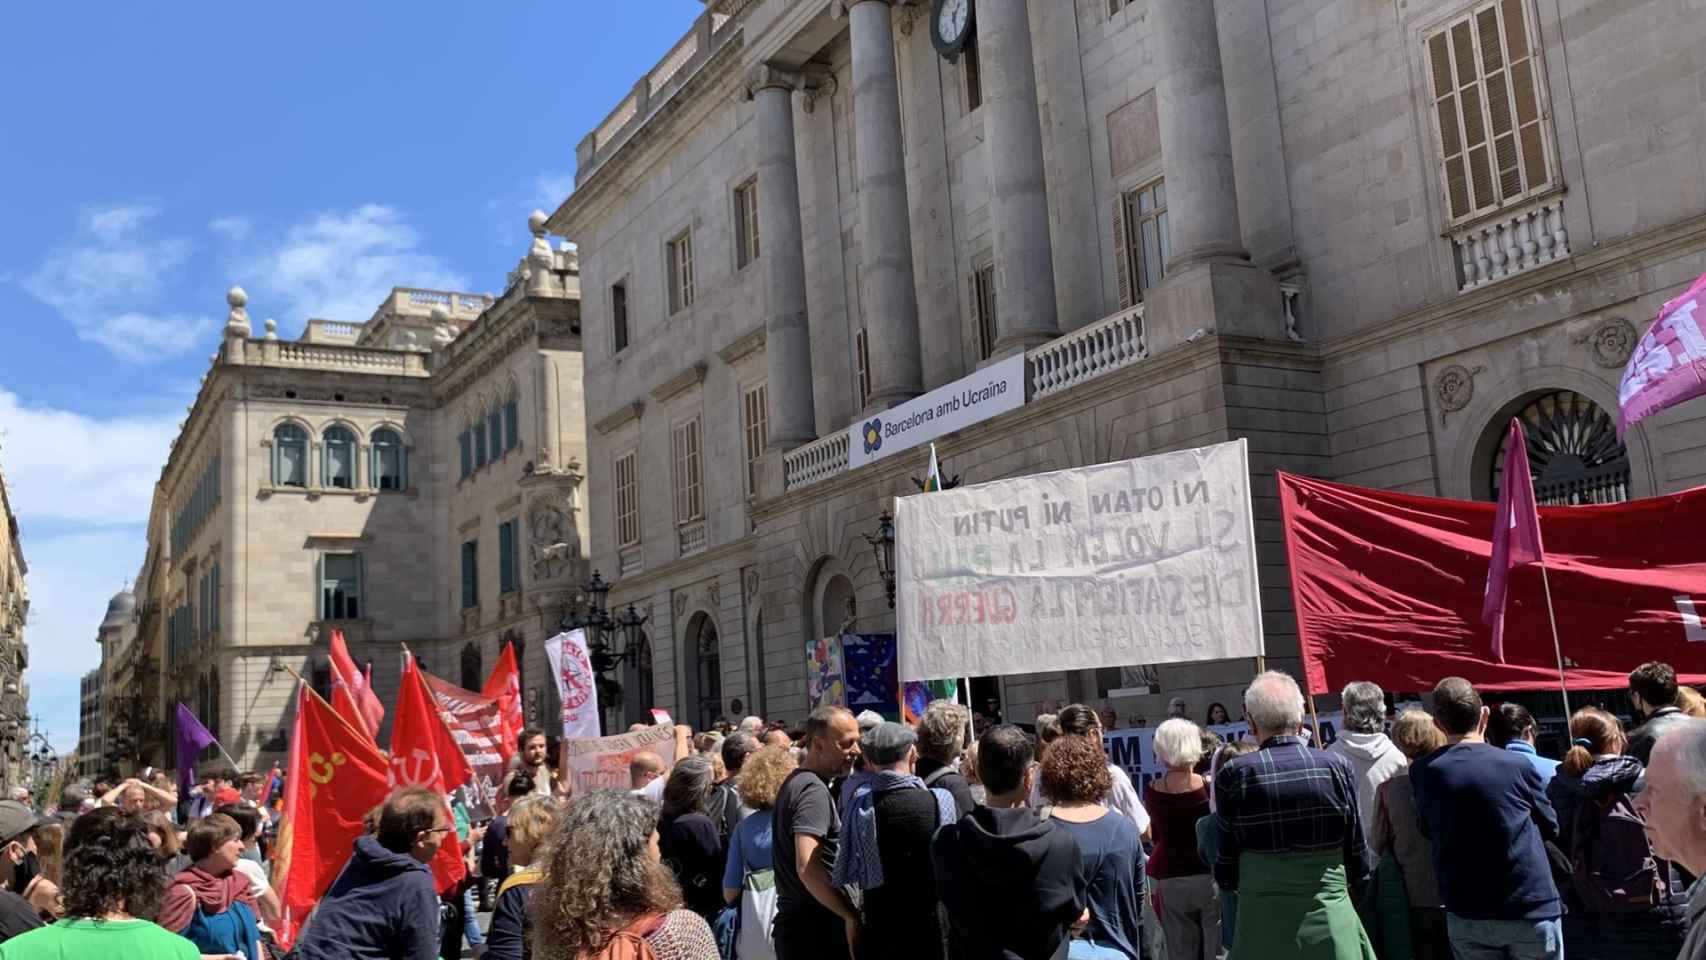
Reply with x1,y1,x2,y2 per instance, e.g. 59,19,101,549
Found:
304,319,363,343
649,32,700,93
1027,303,1149,399
783,432,850,491
677,518,707,557
398,288,491,314
250,340,428,376
618,544,643,578
1451,195,1570,292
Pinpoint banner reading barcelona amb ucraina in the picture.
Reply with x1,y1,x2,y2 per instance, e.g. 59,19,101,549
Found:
895,440,1262,681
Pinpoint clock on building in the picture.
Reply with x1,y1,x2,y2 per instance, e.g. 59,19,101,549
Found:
931,0,975,60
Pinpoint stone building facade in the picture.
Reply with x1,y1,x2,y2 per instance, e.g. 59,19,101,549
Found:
0,474,27,789
550,0,1706,729
78,668,103,780
124,222,590,772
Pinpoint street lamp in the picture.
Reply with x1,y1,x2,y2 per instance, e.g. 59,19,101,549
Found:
864,512,897,609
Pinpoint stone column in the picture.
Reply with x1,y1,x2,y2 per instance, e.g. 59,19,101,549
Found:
848,0,923,407
1153,0,1248,268
981,0,1060,354
746,66,817,449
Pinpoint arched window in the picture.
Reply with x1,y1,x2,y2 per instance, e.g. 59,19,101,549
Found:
1490,391,1631,505
684,614,722,732
504,393,520,452
371,429,407,491
487,405,504,462
323,427,356,489
273,424,307,487
461,642,483,691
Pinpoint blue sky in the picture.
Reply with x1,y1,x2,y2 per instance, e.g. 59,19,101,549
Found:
0,1,707,756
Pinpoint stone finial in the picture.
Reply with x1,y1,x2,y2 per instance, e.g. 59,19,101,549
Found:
529,209,549,237
527,210,554,266
263,319,278,340
224,286,250,337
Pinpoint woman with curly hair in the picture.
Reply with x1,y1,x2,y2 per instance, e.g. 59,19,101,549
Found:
721,746,797,960
0,807,198,958
1042,735,1146,960
533,791,718,960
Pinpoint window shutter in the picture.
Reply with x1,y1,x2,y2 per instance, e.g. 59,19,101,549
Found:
1112,196,1134,308
316,554,326,621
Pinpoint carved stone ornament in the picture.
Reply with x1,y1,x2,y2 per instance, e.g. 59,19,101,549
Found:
1434,364,1486,425
673,592,689,618
744,569,761,600
707,580,722,609
527,487,581,582
1574,317,1638,369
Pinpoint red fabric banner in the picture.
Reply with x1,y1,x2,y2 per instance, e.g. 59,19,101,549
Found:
481,641,524,759
329,629,385,737
270,684,392,950
421,671,509,811
390,652,470,894
1279,472,1706,695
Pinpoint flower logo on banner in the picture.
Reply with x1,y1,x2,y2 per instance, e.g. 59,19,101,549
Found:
863,419,883,454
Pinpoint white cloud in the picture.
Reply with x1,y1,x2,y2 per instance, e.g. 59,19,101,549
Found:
239,204,470,326
0,389,178,526
18,204,213,361
533,171,574,210
207,216,252,241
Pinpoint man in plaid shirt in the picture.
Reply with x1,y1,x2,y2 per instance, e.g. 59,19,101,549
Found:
1212,671,1372,897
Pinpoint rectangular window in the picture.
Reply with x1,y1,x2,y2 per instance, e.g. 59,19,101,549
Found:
612,282,629,352
460,541,479,609
672,419,704,523
615,451,640,547
742,382,769,497
1424,0,1553,222
504,399,519,452
1117,178,1170,304
321,553,362,621
735,178,760,269
1108,0,1127,15
667,229,696,314
499,520,519,594
964,42,983,111
973,263,998,360
854,328,872,409
211,563,220,631
474,422,488,469
458,430,472,479
488,409,503,462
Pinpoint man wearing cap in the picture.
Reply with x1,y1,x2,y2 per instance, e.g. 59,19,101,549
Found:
837,710,887,814
0,802,49,943
834,722,957,960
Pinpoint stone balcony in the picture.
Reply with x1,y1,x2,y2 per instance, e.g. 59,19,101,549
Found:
782,302,1152,492
1450,194,1571,293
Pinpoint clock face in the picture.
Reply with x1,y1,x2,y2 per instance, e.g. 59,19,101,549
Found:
937,0,969,44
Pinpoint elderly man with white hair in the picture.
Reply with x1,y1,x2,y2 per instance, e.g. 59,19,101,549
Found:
1213,670,1374,959
1326,680,1404,831
1634,717,1706,960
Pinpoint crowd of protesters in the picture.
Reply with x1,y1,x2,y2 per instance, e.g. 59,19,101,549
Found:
0,660,1699,959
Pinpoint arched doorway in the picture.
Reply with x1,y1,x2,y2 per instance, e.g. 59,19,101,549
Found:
1489,390,1630,504
460,642,482,691
818,575,855,640
682,613,723,731
622,632,655,728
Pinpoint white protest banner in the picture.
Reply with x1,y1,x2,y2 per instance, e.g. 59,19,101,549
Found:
895,440,1262,681
544,629,601,740
849,354,1025,468
562,724,677,792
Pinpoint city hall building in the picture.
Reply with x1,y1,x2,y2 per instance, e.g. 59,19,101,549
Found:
551,0,1706,730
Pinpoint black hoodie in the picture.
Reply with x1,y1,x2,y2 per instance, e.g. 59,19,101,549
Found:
931,806,1086,960
289,834,441,960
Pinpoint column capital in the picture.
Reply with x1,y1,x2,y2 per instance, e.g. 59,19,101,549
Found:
830,0,919,19
742,64,802,101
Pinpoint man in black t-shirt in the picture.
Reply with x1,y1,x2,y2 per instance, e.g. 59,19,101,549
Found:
773,705,862,960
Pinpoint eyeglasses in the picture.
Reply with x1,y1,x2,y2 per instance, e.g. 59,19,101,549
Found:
420,826,453,838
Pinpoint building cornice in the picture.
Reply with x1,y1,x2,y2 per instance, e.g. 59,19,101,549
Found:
605,536,758,599
715,325,767,365
650,362,709,403
594,402,645,436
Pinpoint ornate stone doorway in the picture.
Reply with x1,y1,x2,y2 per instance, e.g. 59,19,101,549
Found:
1489,390,1630,505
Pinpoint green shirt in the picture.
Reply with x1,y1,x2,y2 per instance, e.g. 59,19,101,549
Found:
0,918,199,960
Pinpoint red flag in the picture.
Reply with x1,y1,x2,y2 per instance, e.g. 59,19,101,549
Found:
390,651,469,894
329,672,372,745
329,629,385,737
1278,471,1706,694
1482,419,1549,663
481,641,524,763
256,763,282,809
271,684,392,950
421,671,511,809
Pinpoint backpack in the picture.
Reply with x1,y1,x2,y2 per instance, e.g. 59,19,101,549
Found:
1570,789,1667,914
713,781,743,843
592,913,665,960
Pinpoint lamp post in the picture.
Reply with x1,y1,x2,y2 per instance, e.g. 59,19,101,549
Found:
864,512,897,609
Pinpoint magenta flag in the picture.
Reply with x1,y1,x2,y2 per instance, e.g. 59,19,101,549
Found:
1482,419,1547,663
174,702,219,795
1619,269,1706,434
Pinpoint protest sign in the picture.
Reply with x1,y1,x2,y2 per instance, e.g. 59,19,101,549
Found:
806,636,846,710
841,633,900,721
895,440,1262,681
1102,704,1421,788
562,724,677,793
544,629,601,739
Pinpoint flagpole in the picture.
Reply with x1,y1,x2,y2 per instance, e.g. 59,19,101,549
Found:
1537,562,1571,717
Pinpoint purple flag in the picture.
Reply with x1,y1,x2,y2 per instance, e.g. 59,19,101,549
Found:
175,702,218,795
1482,419,1547,664
1618,269,1706,434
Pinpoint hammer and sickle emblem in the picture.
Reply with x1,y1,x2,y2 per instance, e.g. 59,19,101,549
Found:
306,751,346,798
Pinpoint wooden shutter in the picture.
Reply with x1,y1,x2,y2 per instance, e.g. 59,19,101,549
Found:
1112,195,1134,309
